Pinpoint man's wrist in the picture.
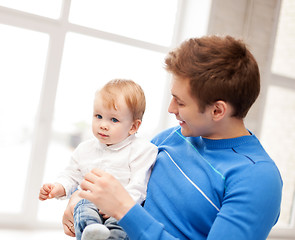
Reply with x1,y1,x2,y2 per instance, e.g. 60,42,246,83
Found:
114,201,136,220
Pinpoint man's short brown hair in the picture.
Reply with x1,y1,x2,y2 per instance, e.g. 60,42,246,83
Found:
165,35,260,118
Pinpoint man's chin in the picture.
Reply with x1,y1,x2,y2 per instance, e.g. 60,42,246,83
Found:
180,127,190,137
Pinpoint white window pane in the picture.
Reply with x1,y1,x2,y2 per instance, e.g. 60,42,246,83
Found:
271,0,295,79
260,86,295,227
0,0,63,19
69,0,178,46
0,24,48,213
38,32,168,222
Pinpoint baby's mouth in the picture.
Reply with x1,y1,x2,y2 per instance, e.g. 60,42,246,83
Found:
99,132,109,138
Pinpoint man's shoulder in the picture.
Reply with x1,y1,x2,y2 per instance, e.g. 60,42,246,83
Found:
151,126,180,146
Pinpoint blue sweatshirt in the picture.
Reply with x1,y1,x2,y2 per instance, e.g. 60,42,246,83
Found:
119,127,282,239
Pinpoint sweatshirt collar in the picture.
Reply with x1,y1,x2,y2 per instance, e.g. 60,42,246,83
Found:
197,132,257,149
172,127,257,149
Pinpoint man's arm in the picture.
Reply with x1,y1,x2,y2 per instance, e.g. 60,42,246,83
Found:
78,168,182,239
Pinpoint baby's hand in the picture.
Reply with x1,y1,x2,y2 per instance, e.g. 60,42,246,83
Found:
39,183,55,201
39,183,65,200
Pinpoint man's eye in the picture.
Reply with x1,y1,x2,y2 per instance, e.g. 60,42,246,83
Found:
111,118,119,123
177,101,184,106
96,114,102,119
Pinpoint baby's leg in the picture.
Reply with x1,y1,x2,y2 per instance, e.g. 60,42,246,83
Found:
82,223,110,240
104,217,127,239
74,199,109,240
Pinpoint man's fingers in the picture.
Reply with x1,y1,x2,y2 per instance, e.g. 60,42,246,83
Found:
91,168,107,177
62,210,75,237
91,167,103,176
62,222,75,237
78,188,93,201
84,170,101,183
62,223,74,237
80,180,89,191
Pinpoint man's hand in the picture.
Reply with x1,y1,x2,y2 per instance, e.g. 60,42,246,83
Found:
99,210,110,219
62,190,82,237
79,168,136,220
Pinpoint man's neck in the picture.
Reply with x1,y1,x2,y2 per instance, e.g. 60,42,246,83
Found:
206,118,250,140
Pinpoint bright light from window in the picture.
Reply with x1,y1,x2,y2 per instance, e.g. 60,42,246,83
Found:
271,0,295,79
69,0,178,46
0,0,63,19
261,86,295,227
0,24,48,213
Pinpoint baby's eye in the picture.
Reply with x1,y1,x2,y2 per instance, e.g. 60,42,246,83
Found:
96,114,102,119
111,118,119,123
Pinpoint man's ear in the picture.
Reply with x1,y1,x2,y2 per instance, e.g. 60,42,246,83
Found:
211,100,227,121
129,119,142,135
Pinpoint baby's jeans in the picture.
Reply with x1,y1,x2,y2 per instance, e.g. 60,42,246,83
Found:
74,199,127,240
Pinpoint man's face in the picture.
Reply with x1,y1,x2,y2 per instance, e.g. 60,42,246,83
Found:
168,75,215,138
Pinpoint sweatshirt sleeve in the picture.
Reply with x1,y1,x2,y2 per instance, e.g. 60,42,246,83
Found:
119,204,179,240
207,161,282,240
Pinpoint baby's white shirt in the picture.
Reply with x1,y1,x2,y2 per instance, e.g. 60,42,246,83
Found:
56,134,158,204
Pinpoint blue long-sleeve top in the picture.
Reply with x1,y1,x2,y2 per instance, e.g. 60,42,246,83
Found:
119,127,282,239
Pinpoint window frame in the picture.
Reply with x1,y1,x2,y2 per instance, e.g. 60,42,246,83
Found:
0,0,182,228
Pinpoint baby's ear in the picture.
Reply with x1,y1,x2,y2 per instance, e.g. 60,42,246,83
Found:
129,119,142,135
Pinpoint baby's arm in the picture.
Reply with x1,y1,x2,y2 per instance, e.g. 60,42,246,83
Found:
39,183,66,201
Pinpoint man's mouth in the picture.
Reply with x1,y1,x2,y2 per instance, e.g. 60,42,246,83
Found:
179,120,185,126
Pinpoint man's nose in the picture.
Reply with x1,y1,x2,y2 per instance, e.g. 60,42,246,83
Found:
168,99,177,115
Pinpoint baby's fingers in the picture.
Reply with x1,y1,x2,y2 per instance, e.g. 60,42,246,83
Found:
42,183,53,193
39,184,53,200
39,191,49,201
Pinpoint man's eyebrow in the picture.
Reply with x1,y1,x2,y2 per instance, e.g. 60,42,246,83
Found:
172,94,181,101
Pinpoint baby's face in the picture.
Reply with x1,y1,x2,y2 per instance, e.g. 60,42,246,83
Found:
92,94,134,145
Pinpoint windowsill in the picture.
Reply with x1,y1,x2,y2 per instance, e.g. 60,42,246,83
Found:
0,229,73,240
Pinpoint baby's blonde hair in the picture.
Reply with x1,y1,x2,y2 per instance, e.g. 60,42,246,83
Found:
96,79,146,121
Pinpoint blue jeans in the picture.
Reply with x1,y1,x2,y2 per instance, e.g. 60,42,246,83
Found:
74,199,127,240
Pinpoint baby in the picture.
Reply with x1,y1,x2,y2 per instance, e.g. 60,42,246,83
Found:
39,79,158,240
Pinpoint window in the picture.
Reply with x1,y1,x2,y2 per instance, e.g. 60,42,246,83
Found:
0,24,48,214
1,0,211,228
260,0,295,233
